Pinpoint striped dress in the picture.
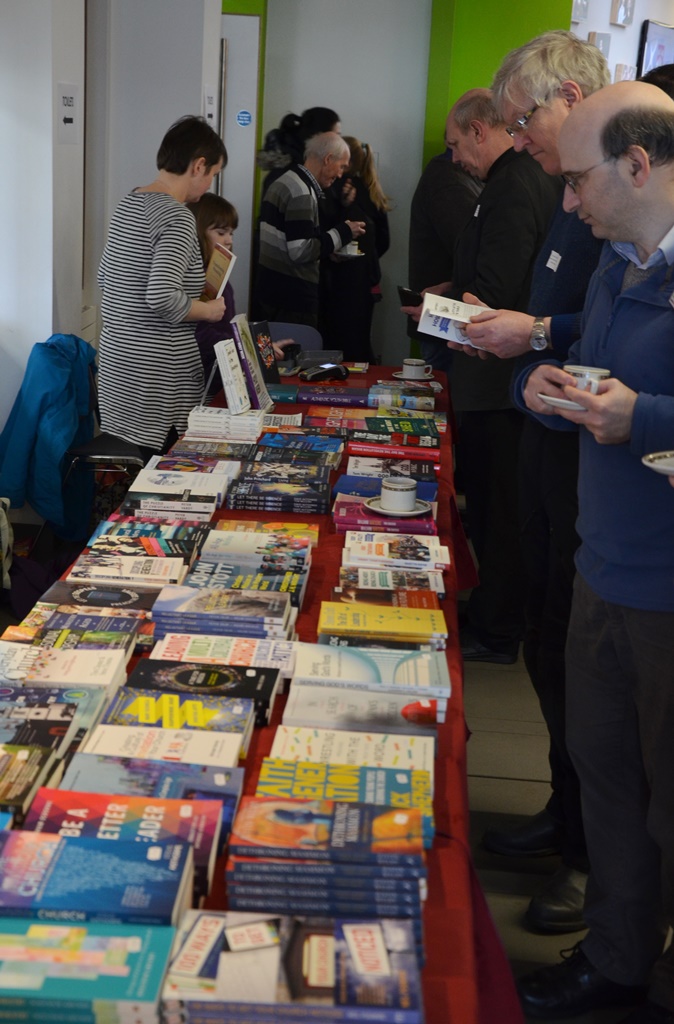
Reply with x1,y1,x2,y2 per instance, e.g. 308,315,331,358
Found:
97,191,205,449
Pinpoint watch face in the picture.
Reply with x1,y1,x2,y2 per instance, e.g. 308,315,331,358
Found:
530,333,548,351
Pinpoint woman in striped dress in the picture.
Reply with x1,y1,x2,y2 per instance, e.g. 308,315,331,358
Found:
97,116,228,458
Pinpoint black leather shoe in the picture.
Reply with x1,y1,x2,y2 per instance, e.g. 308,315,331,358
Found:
483,809,563,857
517,943,648,1019
460,636,517,664
525,866,588,933
619,1000,674,1022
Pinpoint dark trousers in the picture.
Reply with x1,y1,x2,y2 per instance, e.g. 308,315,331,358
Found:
518,420,587,871
457,408,524,656
567,575,674,1002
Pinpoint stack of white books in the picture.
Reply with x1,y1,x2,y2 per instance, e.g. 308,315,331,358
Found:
187,405,266,442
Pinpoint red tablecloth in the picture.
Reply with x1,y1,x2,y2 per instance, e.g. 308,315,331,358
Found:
205,367,523,1024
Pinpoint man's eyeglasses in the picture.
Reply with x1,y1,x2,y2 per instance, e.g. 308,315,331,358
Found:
561,159,610,193
505,106,539,138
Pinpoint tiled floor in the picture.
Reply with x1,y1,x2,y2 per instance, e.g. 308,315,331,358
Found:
464,652,629,1024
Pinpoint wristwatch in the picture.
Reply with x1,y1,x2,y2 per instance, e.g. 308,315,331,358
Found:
529,317,548,351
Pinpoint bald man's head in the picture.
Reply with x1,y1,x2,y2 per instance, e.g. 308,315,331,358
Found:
559,82,674,252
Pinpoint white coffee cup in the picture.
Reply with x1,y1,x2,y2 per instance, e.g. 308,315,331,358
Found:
341,240,360,255
565,365,611,395
380,476,418,513
402,358,433,380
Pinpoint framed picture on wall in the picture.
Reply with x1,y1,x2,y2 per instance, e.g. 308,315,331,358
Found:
610,0,635,27
637,20,674,75
571,0,589,22
587,31,611,58
614,63,637,81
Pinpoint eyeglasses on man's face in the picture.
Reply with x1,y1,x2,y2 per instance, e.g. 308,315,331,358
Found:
505,106,539,138
561,158,610,193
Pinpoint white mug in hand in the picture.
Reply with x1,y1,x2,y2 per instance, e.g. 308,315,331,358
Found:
565,365,610,395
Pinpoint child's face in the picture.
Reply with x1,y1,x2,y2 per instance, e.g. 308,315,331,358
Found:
205,223,234,255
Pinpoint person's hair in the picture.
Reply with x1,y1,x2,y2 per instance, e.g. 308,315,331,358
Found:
492,30,610,112
453,90,503,131
304,132,349,162
300,106,340,139
601,107,674,166
639,64,674,100
156,115,227,175
343,136,392,212
186,193,239,262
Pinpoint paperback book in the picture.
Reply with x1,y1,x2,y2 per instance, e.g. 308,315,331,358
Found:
230,313,274,412
161,911,423,1023
32,611,139,661
348,430,439,449
212,519,320,545
296,386,369,407
270,725,435,777
317,602,448,645
292,641,451,697
256,759,434,846
167,438,256,460
342,533,451,571
362,416,440,439
0,743,58,818
149,633,296,678
226,478,331,513
338,565,446,598
346,455,439,480
24,788,223,902
65,554,187,588
214,337,251,415
186,560,309,609
250,319,280,384
330,585,440,609
60,754,244,853
152,587,292,638
226,853,427,882
347,440,441,461
201,241,236,301
0,918,175,1020
0,830,193,926
332,495,437,537
282,684,437,738
0,641,127,692
228,797,424,864
126,659,282,727
83,723,244,769
199,529,312,566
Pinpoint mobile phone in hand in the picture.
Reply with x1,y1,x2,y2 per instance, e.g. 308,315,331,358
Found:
398,286,423,307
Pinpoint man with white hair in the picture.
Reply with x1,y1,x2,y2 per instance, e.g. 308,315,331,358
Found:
516,81,674,1023
256,131,364,328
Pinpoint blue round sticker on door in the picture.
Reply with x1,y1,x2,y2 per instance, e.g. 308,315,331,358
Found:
236,110,252,127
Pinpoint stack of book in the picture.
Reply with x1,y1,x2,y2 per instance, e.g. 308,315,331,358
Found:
255,430,344,468
168,436,256,461
331,474,439,536
119,456,240,520
368,379,437,409
346,454,440,479
151,586,295,643
184,529,313,610
186,404,267,442
342,532,451,572
224,796,426,946
226,459,332,514
161,910,425,1023
65,551,188,588
317,601,448,651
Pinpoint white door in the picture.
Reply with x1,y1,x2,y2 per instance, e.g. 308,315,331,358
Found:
219,14,261,316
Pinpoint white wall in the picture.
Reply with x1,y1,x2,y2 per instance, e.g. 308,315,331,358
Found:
0,0,85,432
573,0,674,77
263,0,433,365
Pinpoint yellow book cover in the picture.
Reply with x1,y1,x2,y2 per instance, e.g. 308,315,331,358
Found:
317,601,448,639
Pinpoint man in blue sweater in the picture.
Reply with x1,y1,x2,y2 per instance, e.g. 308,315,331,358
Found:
516,81,674,1023
255,132,364,328
446,31,609,937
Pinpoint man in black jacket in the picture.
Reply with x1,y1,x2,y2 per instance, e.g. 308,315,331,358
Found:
408,88,560,664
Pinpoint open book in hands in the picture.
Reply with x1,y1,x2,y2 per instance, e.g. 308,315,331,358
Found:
417,294,489,347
